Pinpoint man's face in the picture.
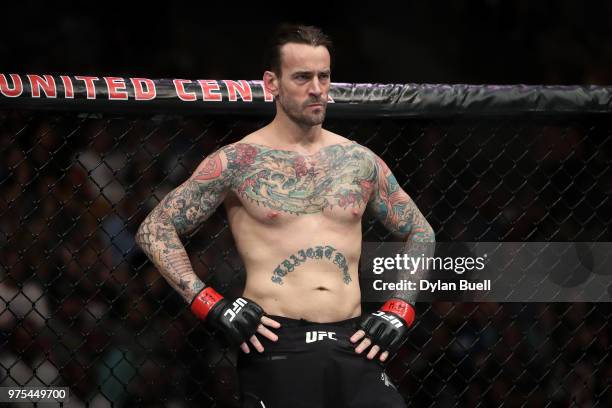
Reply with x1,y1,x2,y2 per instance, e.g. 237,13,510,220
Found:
275,43,331,127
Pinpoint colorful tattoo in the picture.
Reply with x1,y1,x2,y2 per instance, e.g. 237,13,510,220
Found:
369,156,435,242
136,141,435,305
366,155,436,303
135,148,235,302
226,142,376,214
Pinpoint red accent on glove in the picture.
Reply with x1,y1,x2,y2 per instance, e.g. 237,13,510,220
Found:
381,299,416,326
190,287,223,320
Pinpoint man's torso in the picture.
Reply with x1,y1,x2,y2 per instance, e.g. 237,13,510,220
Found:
221,131,377,322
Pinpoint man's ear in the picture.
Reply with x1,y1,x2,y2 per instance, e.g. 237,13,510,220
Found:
263,70,279,96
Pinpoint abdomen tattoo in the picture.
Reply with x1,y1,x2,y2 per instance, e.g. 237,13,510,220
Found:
271,245,351,285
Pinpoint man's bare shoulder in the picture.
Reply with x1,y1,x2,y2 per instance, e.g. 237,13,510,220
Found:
321,130,374,153
321,129,351,144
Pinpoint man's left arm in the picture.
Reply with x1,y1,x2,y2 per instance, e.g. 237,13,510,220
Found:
351,154,436,362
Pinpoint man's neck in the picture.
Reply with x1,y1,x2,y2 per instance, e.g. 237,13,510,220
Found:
266,110,324,149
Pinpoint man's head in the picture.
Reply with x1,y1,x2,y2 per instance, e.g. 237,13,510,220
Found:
263,24,333,127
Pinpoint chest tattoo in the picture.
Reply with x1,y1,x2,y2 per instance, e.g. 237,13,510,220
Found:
226,143,376,215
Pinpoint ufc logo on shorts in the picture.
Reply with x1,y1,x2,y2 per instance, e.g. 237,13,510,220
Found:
223,298,247,322
305,331,337,343
373,311,403,328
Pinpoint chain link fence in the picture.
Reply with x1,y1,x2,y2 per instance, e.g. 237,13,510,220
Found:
1,108,611,406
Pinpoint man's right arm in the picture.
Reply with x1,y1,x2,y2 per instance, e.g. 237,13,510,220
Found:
135,143,279,352
134,146,233,302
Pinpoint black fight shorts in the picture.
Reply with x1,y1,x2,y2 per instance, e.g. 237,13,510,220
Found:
238,315,407,408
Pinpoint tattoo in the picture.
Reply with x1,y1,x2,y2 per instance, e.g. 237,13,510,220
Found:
369,156,435,242
194,152,223,180
271,245,351,285
178,279,189,290
161,252,194,277
227,142,376,215
365,155,436,303
135,141,435,307
397,241,435,304
135,148,235,302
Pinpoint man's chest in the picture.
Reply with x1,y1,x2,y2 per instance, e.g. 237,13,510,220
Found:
227,143,376,217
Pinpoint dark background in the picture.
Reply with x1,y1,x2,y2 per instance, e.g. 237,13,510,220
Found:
2,1,612,85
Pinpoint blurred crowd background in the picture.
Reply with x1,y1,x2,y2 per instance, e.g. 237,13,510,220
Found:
1,1,611,406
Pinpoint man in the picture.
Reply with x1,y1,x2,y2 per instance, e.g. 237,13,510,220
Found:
135,24,435,407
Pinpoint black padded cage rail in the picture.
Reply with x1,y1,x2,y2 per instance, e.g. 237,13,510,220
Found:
0,75,611,407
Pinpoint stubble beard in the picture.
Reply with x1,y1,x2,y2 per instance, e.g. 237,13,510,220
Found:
277,93,327,127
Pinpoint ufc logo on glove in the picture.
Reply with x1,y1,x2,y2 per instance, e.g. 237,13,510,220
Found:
223,298,248,322
372,311,404,329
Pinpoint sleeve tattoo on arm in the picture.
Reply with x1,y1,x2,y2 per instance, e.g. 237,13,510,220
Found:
135,146,238,301
368,154,436,304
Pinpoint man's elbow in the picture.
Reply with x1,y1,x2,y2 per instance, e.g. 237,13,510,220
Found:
134,221,147,250
134,214,159,251
424,223,435,243
406,222,435,243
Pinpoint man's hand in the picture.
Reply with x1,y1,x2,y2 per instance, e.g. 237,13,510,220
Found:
350,299,415,362
235,315,281,354
191,287,281,353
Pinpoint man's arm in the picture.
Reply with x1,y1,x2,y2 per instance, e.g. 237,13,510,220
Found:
352,153,435,362
135,144,280,353
368,155,436,303
135,147,233,302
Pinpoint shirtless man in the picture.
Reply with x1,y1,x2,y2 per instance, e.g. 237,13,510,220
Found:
135,24,435,407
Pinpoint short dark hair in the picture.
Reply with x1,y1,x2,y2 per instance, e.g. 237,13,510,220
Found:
264,23,333,76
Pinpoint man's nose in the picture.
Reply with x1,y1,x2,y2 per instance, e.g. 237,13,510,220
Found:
309,78,323,96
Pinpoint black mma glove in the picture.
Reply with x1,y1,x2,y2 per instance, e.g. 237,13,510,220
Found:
358,298,415,355
191,287,264,344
